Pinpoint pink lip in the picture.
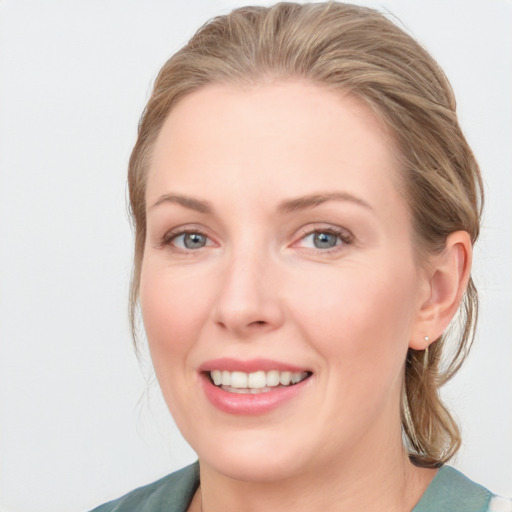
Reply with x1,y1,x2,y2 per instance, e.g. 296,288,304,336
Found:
199,358,312,416
199,358,307,373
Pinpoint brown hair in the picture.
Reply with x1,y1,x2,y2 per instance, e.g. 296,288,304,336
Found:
128,2,483,468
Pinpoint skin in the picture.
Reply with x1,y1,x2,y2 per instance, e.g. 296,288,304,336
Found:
140,81,471,511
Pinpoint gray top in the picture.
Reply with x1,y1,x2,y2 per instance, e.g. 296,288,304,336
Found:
90,463,505,512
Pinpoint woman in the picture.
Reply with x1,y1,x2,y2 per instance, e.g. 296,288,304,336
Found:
92,2,510,511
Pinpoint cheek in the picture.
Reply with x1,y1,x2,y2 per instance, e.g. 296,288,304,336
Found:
288,259,418,365
139,264,210,437
289,261,419,431
139,262,210,370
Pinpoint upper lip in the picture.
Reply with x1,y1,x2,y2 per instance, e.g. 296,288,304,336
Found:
199,358,310,373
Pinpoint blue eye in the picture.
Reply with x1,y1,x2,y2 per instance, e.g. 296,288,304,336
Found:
297,227,352,252
301,231,342,249
169,232,209,250
310,232,339,249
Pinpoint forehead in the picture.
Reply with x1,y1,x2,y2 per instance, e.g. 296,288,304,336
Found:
146,81,404,212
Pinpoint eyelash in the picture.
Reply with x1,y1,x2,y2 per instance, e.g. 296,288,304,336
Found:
293,225,353,254
158,226,212,251
158,225,353,254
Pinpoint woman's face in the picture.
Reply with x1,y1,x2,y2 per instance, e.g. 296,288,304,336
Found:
140,81,430,481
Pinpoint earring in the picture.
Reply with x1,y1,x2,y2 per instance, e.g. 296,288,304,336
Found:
423,337,429,368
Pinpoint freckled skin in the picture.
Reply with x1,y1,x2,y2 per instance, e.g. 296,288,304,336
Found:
140,81,436,510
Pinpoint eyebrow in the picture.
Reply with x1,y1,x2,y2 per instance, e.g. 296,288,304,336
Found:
150,191,373,215
150,194,212,214
277,192,374,214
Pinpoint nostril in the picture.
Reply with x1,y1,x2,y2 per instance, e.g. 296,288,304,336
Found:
244,320,268,330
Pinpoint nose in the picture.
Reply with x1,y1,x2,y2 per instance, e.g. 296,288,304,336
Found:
211,245,284,338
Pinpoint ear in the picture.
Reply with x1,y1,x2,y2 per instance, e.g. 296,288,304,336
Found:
409,231,473,350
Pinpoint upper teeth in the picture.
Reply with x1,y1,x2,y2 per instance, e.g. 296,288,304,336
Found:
210,370,308,389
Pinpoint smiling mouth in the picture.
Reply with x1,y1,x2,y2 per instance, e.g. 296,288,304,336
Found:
208,370,312,394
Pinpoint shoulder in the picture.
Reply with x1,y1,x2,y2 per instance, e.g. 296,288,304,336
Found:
414,465,512,512
89,462,200,512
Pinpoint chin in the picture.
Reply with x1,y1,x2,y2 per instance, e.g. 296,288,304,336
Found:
193,428,314,483
204,451,307,483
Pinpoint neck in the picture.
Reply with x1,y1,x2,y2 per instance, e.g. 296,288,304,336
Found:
193,430,437,512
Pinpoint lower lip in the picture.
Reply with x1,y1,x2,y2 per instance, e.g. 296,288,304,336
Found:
200,374,310,415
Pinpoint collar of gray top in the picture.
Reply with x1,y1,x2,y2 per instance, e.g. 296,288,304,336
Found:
412,465,491,512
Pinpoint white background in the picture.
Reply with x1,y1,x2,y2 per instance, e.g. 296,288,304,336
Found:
0,1,511,511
